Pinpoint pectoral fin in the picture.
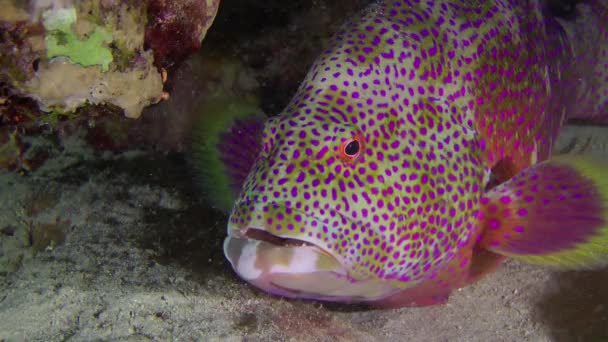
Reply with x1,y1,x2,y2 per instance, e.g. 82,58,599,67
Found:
191,96,266,213
479,155,608,269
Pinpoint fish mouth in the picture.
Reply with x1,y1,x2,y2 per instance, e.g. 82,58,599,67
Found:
241,228,317,248
223,210,401,303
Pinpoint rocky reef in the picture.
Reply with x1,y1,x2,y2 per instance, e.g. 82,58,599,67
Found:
0,0,220,170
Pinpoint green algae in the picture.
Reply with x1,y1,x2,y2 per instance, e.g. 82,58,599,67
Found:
42,8,113,72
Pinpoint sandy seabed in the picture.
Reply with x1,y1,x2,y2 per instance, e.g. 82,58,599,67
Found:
0,125,607,342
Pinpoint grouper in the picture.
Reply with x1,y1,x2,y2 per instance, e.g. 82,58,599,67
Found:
193,0,608,307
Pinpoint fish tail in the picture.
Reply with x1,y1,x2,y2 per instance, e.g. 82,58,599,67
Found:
190,95,266,213
478,155,608,269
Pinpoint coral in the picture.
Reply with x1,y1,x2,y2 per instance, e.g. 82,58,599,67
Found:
25,54,163,118
145,0,221,70
0,0,221,171
0,1,164,119
0,0,220,122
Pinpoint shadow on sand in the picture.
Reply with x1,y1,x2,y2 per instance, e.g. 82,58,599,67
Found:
535,267,608,341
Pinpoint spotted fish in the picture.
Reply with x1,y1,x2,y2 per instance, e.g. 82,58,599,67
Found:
194,0,608,307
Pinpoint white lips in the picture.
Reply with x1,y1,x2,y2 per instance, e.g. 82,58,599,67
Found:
223,236,402,302
231,238,263,280
223,235,341,280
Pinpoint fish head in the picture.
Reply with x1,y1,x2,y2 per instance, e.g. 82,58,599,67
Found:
223,94,486,303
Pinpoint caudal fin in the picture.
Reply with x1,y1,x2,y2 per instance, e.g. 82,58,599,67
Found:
478,155,608,269
191,96,266,213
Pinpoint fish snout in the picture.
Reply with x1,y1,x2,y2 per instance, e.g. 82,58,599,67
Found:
223,233,401,302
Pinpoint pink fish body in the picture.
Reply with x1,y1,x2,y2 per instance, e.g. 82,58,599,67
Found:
195,0,608,307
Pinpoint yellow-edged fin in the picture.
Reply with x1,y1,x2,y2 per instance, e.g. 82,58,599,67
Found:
190,95,267,213
478,155,608,269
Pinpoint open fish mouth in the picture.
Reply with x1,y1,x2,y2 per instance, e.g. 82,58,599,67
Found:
223,225,401,303
242,228,317,248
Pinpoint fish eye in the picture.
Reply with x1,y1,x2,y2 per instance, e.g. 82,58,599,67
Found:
339,133,364,162
345,140,360,155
